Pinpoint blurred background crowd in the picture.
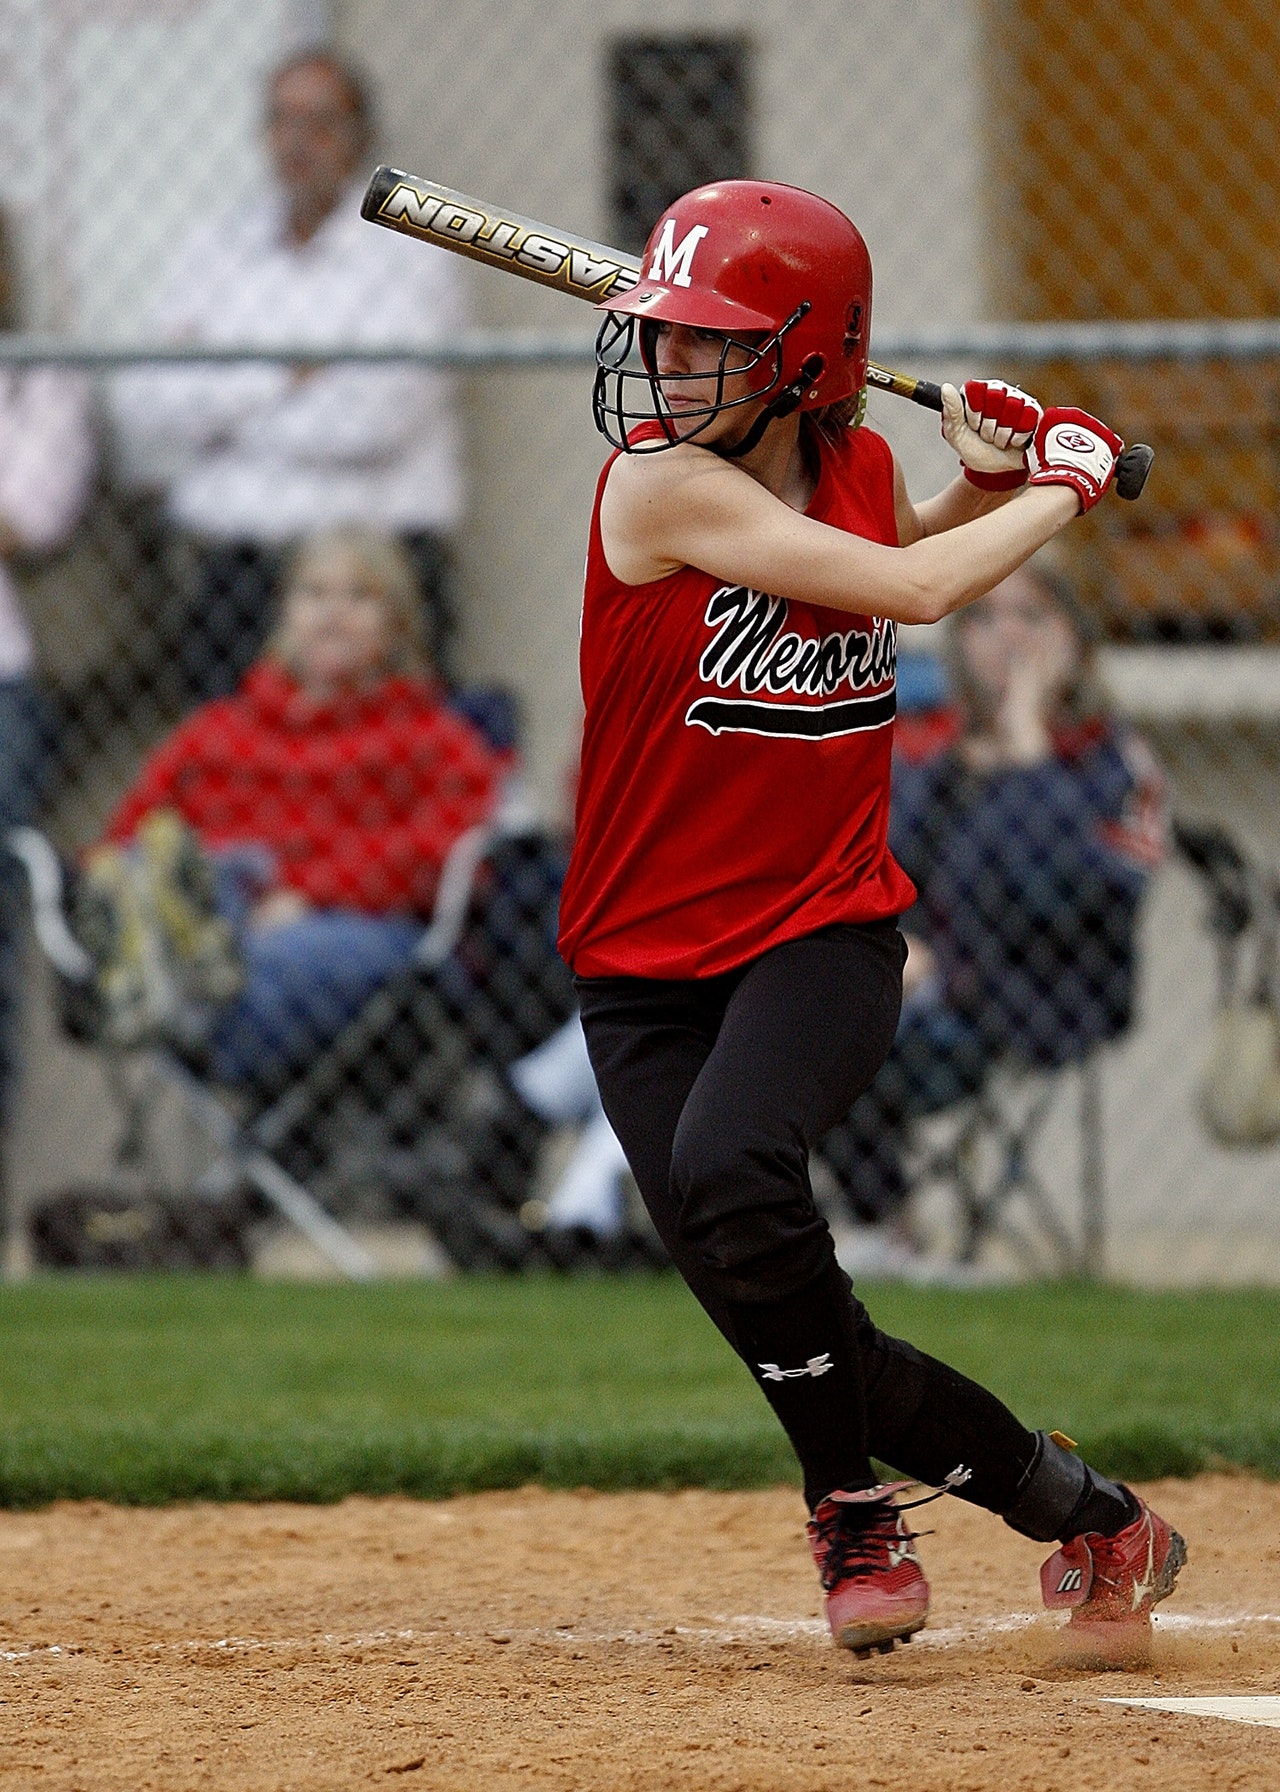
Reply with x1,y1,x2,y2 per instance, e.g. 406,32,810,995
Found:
4,0,1280,1285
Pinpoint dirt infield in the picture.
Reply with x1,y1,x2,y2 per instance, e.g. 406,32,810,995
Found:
2,1475,1278,1791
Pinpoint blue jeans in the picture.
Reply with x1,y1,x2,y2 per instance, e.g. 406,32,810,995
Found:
205,854,420,1087
0,680,51,1126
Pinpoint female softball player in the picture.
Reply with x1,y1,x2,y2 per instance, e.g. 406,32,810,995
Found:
557,178,1184,1656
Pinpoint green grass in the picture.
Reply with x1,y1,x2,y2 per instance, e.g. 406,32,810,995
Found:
0,1275,1277,1507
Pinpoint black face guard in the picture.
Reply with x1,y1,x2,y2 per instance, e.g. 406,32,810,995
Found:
591,304,811,455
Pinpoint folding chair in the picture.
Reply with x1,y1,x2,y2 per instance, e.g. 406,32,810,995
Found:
908,1050,1106,1275
8,795,570,1279
1172,815,1280,1148
1172,817,1258,1008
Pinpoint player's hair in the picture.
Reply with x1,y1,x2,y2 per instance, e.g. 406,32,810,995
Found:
267,48,378,149
947,553,1109,730
268,528,428,679
804,392,865,443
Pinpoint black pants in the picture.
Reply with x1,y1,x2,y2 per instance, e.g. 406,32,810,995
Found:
578,922,1038,1513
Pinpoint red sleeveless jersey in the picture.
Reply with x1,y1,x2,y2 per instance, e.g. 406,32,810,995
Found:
558,424,917,979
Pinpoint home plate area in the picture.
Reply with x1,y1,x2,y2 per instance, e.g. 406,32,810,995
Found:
1,1475,1278,1791
1107,1695,1280,1729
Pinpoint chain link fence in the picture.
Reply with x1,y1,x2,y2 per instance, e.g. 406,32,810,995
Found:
3,0,1280,1282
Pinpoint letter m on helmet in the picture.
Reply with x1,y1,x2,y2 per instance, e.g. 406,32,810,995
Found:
647,219,709,288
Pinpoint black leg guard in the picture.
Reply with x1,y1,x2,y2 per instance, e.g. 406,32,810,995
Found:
1002,1431,1136,1543
861,1329,1038,1515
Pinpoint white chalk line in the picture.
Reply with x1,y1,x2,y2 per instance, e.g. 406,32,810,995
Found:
5,1609,1280,1664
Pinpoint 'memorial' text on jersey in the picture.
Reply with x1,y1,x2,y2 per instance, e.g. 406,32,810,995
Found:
559,421,916,979
688,586,897,739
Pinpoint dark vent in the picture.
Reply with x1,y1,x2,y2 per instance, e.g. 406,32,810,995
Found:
607,35,752,255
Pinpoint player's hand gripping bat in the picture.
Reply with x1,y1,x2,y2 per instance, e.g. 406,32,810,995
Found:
361,167,1153,501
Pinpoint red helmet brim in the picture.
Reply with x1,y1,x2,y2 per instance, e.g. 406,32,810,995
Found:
596,279,776,335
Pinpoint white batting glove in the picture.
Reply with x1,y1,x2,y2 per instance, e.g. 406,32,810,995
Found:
941,378,1043,491
1026,407,1123,513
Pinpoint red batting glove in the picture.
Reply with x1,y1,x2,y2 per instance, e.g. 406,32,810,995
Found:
941,378,1043,490
1026,407,1123,513
960,379,1043,490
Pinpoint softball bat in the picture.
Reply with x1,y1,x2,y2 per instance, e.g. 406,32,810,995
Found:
361,167,1152,500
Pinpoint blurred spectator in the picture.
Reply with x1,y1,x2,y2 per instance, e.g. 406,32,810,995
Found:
81,528,507,1086
818,558,1167,1234
509,1015,630,1240
0,207,94,1201
110,49,468,700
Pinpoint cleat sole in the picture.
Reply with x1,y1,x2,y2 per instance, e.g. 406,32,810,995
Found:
1156,1529,1188,1603
836,1612,927,1654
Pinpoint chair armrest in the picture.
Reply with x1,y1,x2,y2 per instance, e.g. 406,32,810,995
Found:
5,826,95,982
412,793,546,972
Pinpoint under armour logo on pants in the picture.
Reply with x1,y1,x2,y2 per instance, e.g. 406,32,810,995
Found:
758,1354,834,1382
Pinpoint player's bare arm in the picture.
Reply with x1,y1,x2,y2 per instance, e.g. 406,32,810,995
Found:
600,437,1078,626
893,459,1016,548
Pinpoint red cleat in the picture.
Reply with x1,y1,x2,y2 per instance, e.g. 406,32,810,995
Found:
806,1483,930,1654
1041,1495,1187,1629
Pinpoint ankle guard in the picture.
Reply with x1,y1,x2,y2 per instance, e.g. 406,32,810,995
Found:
1002,1430,1089,1542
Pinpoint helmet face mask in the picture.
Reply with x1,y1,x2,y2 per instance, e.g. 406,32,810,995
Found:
592,307,806,454
592,179,872,457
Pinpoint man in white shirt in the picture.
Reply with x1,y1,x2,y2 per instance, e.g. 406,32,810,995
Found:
0,212,95,1214
111,50,469,697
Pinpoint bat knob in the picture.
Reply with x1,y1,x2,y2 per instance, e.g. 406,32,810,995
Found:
1115,443,1154,502
361,164,401,222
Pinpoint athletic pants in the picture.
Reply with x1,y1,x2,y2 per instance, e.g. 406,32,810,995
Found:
577,920,1039,1513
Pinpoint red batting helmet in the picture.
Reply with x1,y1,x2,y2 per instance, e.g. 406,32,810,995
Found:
592,179,872,455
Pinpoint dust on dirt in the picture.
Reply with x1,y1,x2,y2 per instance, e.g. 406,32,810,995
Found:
2,1475,1277,1791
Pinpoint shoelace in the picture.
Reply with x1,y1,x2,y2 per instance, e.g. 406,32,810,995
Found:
811,1503,922,1594
894,1468,972,1514
1081,1517,1145,1595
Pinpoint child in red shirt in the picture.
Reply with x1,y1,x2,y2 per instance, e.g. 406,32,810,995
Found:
89,528,505,1081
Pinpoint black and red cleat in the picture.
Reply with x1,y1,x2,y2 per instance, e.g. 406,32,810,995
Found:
806,1483,930,1654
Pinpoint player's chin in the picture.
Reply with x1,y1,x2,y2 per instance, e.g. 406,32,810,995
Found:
658,404,722,446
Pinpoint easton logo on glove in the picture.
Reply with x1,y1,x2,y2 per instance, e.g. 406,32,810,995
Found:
1026,406,1124,513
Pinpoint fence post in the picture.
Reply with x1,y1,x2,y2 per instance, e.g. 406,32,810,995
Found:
1079,1052,1106,1279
